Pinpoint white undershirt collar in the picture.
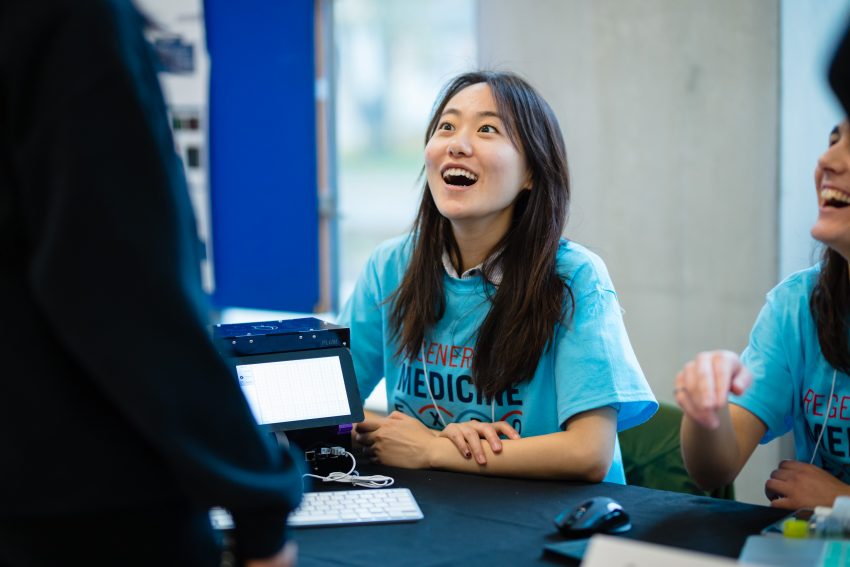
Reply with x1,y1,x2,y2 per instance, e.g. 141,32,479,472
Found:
441,249,503,285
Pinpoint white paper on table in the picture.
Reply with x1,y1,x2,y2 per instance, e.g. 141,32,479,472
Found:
580,534,769,567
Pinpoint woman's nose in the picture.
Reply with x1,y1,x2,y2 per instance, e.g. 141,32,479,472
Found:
448,136,471,157
818,143,847,175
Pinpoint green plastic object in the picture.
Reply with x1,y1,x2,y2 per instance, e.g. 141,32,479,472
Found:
783,519,810,538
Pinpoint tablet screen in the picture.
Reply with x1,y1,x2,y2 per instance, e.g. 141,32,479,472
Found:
228,347,363,432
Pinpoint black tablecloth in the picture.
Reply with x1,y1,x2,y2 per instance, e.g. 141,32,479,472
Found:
293,464,787,566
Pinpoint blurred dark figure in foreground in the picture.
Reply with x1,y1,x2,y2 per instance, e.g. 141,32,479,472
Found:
0,1,301,565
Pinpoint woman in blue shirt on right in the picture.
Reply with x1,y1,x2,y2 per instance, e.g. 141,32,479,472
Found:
676,119,850,510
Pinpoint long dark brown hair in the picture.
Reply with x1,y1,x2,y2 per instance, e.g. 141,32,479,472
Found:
811,247,850,374
389,71,573,398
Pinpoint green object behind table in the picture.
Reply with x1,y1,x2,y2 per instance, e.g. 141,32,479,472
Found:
619,402,735,500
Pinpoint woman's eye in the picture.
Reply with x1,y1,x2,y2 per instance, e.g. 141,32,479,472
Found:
438,122,455,131
479,124,498,134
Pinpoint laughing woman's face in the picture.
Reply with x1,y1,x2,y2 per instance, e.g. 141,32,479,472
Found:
812,120,850,257
424,83,531,239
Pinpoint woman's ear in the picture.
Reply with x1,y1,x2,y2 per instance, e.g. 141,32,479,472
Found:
522,170,533,191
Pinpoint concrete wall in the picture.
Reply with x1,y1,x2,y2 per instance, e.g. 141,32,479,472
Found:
780,0,849,279
478,0,780,504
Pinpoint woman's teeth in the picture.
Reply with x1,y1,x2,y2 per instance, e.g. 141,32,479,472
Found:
442,168,478,186
822,188,850,208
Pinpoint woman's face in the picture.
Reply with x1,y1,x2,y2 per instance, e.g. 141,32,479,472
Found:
812,120,850,256
424,83,531,236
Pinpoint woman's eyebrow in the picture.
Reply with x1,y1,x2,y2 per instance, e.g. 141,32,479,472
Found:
439,108,502,121
477,110,501,120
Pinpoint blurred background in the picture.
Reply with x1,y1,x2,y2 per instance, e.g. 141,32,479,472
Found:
138,0,849,504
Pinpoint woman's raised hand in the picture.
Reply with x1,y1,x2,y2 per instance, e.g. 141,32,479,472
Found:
674,350,753,429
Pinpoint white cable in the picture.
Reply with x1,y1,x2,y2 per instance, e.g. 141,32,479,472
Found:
420,342,448,428
420,340,496,427
302,451,394,488
811,369,838,465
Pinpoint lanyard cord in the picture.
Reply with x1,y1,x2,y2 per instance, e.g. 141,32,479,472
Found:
419,342,448,428
419,341,494,428
811,368,838,465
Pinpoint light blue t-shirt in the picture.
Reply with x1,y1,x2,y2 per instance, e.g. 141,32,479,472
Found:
339,235,658,484
732,265,850,481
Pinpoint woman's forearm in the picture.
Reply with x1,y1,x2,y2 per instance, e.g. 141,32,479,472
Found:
681,407,741,489
680,404,764,490
427,408,616,481
426,430,612,481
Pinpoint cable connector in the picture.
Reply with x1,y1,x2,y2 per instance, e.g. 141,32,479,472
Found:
308,446,347,461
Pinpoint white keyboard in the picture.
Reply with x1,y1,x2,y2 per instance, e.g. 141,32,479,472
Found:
209,488,423,530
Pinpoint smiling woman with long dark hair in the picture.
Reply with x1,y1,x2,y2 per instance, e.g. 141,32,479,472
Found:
676,120,850,509
340,70,656,482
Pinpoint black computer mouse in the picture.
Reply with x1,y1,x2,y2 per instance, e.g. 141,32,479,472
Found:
554,496,631,538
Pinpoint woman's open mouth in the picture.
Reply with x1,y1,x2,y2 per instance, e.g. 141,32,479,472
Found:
442,167,478,187
821,188,850,209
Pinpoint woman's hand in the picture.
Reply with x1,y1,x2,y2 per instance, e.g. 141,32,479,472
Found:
438,421,520,465
765,460,850,509
355,411,438,469
675,350,753,429
351,412,386,450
